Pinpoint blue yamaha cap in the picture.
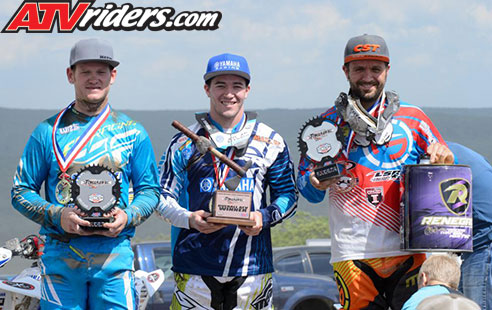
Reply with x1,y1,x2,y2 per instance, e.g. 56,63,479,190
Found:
204,53,250,82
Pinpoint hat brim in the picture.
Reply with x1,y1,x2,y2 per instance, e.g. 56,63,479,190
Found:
344,55,389,64
71,58,120,68
204,70,250,82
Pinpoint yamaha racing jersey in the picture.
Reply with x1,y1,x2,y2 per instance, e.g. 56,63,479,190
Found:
157,115,297,277
298,101,447,263
11,106,160,238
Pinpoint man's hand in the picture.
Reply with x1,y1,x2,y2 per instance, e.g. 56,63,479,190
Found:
99,207,128,237
309,172,339,191
239,211,263,236
189,210,226,234
60,207,93,236
427,142,454,164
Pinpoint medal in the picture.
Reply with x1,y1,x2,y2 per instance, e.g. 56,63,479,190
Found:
51,101,110,205
55,176,72,204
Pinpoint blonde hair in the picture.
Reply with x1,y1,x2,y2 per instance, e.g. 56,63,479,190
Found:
417,293,480,310
418,254,461,289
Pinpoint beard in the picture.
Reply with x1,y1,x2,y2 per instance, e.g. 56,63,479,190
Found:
349,80,385,108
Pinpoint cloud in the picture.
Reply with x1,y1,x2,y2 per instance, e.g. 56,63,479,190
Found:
468,3,492,28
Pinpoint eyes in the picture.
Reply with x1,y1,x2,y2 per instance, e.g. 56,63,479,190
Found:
80,70,109,75
213,82,246,90
353,66,383,74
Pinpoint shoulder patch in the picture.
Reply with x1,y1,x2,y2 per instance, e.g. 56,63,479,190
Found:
253,135,281,146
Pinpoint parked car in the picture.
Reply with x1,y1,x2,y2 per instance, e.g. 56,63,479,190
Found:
133,241,340,310
273,244,333,278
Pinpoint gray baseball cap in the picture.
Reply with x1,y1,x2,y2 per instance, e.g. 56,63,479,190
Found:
69,38,119,68
344,34,389,64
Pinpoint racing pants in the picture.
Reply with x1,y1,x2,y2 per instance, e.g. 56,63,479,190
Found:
171,273,273,310
333,254,425,310
40,235,135,310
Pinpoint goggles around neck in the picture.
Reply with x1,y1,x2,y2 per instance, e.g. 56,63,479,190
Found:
335,90,400,146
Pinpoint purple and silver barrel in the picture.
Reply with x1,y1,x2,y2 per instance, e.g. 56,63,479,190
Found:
401,164,472,252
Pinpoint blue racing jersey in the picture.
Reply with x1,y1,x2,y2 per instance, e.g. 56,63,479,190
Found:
156,114,298,277
11,105,160,237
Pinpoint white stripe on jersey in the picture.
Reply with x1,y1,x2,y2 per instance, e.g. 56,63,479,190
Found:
223,228,242,277
331,184,400,233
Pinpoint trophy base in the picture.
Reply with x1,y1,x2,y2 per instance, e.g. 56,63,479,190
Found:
314,163,340,181
81,216,114,231
207,216,256,227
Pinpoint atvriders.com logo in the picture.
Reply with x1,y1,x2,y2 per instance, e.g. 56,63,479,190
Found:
2,0,222,33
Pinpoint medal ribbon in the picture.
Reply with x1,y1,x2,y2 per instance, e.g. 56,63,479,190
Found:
211,148,235,190
52,101,111,176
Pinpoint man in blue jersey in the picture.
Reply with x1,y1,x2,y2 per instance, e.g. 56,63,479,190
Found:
156,53,298,310
447,142,492,310
11,38,160,309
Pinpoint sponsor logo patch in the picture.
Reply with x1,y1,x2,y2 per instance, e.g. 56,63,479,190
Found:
439,178,471,215
199,177,214,192
366,170,401,182
365,187,383,207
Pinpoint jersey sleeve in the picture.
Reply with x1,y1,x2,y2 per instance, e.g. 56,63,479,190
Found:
124,126,160,227
261,141,298,228
396,104,448,155
155,134,192,229
296,155,327,203
11,123,64,230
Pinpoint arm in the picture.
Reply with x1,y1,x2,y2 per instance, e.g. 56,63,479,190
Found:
155,134,225,233
122,132,160,227
155,134,192,228
260,143,298,229
11,127,64,230
405,107,454,164
296,156,327,203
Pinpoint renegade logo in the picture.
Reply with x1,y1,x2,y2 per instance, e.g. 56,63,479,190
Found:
2,1,222,33
439,178,471,215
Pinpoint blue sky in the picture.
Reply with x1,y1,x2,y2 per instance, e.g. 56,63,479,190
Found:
1,0,491,111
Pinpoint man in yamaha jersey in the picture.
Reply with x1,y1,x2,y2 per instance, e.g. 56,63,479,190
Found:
11,38,160,309
156,53,298,310
297,34,454,309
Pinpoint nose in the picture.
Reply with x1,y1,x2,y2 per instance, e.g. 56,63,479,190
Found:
222,86,235,97
359,69,374,82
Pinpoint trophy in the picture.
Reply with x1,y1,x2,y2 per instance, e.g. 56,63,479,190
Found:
70,164,121,230
172,120,255,227
298,116,345,181
207,190,255,226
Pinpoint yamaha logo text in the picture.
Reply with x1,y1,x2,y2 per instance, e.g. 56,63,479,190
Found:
2,1,222,33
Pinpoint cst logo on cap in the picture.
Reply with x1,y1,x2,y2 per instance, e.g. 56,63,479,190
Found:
344,34,390,64
353,44,381,53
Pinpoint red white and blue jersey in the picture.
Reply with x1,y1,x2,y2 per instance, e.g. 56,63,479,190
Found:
156,115,297,277
297,101,447,263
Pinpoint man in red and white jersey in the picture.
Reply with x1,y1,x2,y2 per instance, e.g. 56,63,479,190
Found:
297,34,454,309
